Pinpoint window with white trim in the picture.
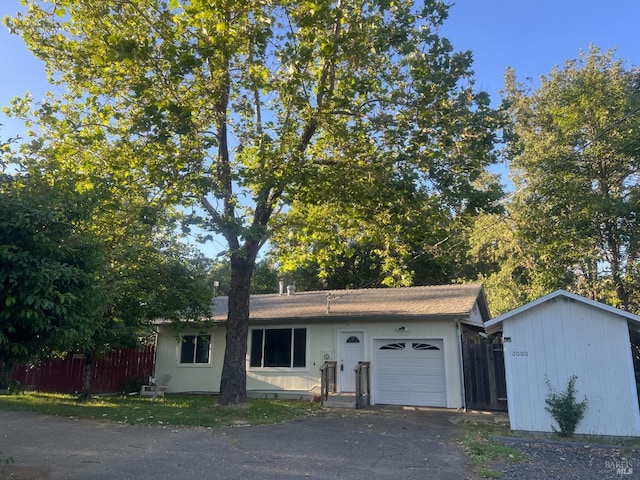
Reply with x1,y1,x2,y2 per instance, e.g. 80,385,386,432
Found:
250,328,307,368
180,335,211,364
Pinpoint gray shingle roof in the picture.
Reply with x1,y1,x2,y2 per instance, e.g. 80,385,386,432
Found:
211,284,488,324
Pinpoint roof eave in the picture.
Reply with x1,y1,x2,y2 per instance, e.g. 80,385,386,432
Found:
244,313,474,323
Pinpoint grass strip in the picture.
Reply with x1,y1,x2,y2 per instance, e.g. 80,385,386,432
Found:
461,422,526,479
0,392,322,428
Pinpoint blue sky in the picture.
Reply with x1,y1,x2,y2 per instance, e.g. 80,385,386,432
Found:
2,0,639,137
441,1,640,96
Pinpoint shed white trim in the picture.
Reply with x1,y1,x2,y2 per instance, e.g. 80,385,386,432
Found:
485,289,640,334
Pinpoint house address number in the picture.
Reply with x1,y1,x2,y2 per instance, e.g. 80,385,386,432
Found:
512,351,529,357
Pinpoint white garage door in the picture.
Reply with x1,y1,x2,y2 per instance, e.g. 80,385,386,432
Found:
374,339,446,407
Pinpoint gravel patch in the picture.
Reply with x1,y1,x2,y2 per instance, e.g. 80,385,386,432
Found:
489,438,639,479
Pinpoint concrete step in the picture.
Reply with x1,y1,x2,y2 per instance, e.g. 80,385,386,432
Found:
323,394,357,409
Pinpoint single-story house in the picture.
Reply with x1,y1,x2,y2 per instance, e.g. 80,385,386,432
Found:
154,284,490,408
485,289,640,437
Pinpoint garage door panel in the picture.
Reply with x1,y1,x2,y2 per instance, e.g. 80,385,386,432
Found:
409,360,443,372
377,357,409,369
377,372,411,384
410,350,442,358
415,369,443,379
409,393,444,405
411,376,444,388
375,339,446,407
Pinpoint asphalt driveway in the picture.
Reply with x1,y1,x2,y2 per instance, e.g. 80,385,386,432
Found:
0,407,467,480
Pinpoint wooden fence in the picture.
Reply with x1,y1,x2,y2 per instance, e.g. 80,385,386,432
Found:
462,342,507,411
10,346,155,394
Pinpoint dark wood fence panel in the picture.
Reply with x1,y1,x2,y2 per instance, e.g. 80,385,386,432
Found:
90,347,155,394
462,343,507,411
10,346,155,394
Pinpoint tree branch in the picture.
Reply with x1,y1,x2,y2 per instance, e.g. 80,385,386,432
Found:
297,0,343,153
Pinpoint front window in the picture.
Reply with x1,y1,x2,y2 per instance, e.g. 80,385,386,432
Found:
250,328,306,368
180,335,211,364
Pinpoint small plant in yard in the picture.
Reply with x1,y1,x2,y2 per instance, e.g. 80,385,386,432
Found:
545,375,588,438
0,452,14,466
0,377,21,395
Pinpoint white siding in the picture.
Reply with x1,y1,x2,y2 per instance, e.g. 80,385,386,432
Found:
503,297,640,437
154,328,224,393
154,318,465,408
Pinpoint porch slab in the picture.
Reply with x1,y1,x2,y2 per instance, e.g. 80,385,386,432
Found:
323,393,357,409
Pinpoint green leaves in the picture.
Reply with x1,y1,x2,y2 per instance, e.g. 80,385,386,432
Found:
6,0,501,259
490,46,640,312
545,375,588,437
0,182,106,365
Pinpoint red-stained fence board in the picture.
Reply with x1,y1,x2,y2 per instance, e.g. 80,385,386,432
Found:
9,346,155,394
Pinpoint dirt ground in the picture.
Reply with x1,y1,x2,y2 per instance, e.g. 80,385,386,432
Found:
0,465,47,480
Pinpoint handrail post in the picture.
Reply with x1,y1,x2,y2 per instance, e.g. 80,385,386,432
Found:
320,361,337,404
354,361,371,409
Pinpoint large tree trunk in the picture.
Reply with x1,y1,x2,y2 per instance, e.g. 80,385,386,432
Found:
218,249,257,405
606,228,629,311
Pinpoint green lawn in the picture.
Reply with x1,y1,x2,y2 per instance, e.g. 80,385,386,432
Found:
0,392,322,427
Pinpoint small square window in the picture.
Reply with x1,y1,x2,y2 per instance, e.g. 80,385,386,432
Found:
180,335,211,364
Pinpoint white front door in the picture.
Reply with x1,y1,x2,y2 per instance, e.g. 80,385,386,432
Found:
339,331,364,392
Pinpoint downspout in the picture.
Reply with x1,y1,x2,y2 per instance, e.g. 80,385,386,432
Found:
456,320,467,412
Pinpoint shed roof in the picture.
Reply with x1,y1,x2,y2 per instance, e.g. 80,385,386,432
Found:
211,284,489,326
484,289,640,334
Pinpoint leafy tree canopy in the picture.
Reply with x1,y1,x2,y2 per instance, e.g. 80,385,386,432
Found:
473,47,640,314
0,178,106,366
272,169,503,289
5,0,501,403
1,135,213,385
